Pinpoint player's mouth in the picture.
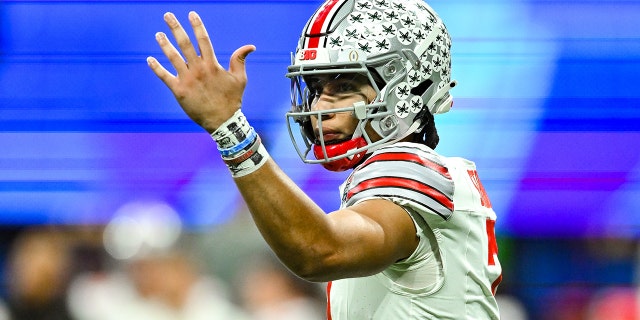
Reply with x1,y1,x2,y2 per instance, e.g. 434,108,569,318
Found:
314,129,351,145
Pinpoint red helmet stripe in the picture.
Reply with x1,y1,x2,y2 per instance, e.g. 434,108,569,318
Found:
306,0,343,48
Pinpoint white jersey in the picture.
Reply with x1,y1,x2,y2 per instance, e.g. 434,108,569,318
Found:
327,142,502,320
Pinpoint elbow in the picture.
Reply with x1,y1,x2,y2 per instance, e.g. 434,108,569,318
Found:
289,261,335,282
285,246,390,282
282,249,339,283
292,263,331,283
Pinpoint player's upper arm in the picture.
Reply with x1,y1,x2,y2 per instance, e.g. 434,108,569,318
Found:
299,198,419,282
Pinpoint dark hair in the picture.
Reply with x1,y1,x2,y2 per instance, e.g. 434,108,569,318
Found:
413,111,439,149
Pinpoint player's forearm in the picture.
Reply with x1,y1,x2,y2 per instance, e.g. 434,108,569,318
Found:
233,158,338,279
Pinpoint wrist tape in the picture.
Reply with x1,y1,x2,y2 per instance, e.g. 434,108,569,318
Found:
211,110,269,177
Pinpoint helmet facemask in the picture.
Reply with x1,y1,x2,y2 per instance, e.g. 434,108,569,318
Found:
287,66,394,171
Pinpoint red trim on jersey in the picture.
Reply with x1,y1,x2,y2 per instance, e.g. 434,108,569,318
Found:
468,169,493,208
486,219,499,266
492,274,503,295
486,219,502,295
362,152,452,179
307,0,342,48
326,281,333,320
347,176,454,211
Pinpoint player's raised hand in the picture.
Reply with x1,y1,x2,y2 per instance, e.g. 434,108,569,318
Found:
147,11,255,133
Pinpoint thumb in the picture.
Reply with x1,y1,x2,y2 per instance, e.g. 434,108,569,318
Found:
229,44,256,76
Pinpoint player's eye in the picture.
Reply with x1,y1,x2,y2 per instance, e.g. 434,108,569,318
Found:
321,79,359,96
336,81,357,94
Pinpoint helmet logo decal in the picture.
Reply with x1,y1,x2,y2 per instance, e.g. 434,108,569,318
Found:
420,61,433,79
407,69,421,86
329,36,344,48
398,28,414,45
432,55,444,72
381,23,397,37
395,82,411,100
422,22,433,33
349,12,365,24
299,49,318,61
426,42,437,55
384,9,400,22
344,27,360,41
400,15,416,28
393,3,407,12
348,50,360,61
414,29,426,41
356,1,373,10
356,40,373,53
366,10,384,23
374,39,390,52
410,96,423,113
395,100,410,118
374,0,390,8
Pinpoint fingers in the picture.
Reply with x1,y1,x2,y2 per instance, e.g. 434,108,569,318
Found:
150,11,252,86
163,12,200,66
146,56,175,87
152,31,188,77
229,45,256,77
188,11,217,65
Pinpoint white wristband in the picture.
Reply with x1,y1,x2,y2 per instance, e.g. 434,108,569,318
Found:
211,110,252,150
227,143,270,178
210,110,270,177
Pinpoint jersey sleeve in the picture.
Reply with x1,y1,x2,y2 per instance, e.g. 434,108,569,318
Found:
343,143,455,221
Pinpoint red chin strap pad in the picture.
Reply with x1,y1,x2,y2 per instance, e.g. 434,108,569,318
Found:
313,137,368,172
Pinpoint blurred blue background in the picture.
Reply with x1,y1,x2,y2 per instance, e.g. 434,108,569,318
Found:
1,0,639,319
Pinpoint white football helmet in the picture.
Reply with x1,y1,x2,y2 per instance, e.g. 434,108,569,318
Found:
286,0,456,171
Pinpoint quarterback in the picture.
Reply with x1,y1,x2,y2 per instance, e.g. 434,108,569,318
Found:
148,0,502,318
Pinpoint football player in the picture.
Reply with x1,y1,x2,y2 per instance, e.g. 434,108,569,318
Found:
148,0,502,318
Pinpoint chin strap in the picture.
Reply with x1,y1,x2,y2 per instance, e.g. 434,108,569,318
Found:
313,137,368,172
315,116,422,172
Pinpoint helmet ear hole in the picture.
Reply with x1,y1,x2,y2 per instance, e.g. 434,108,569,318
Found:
411,79,433,97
